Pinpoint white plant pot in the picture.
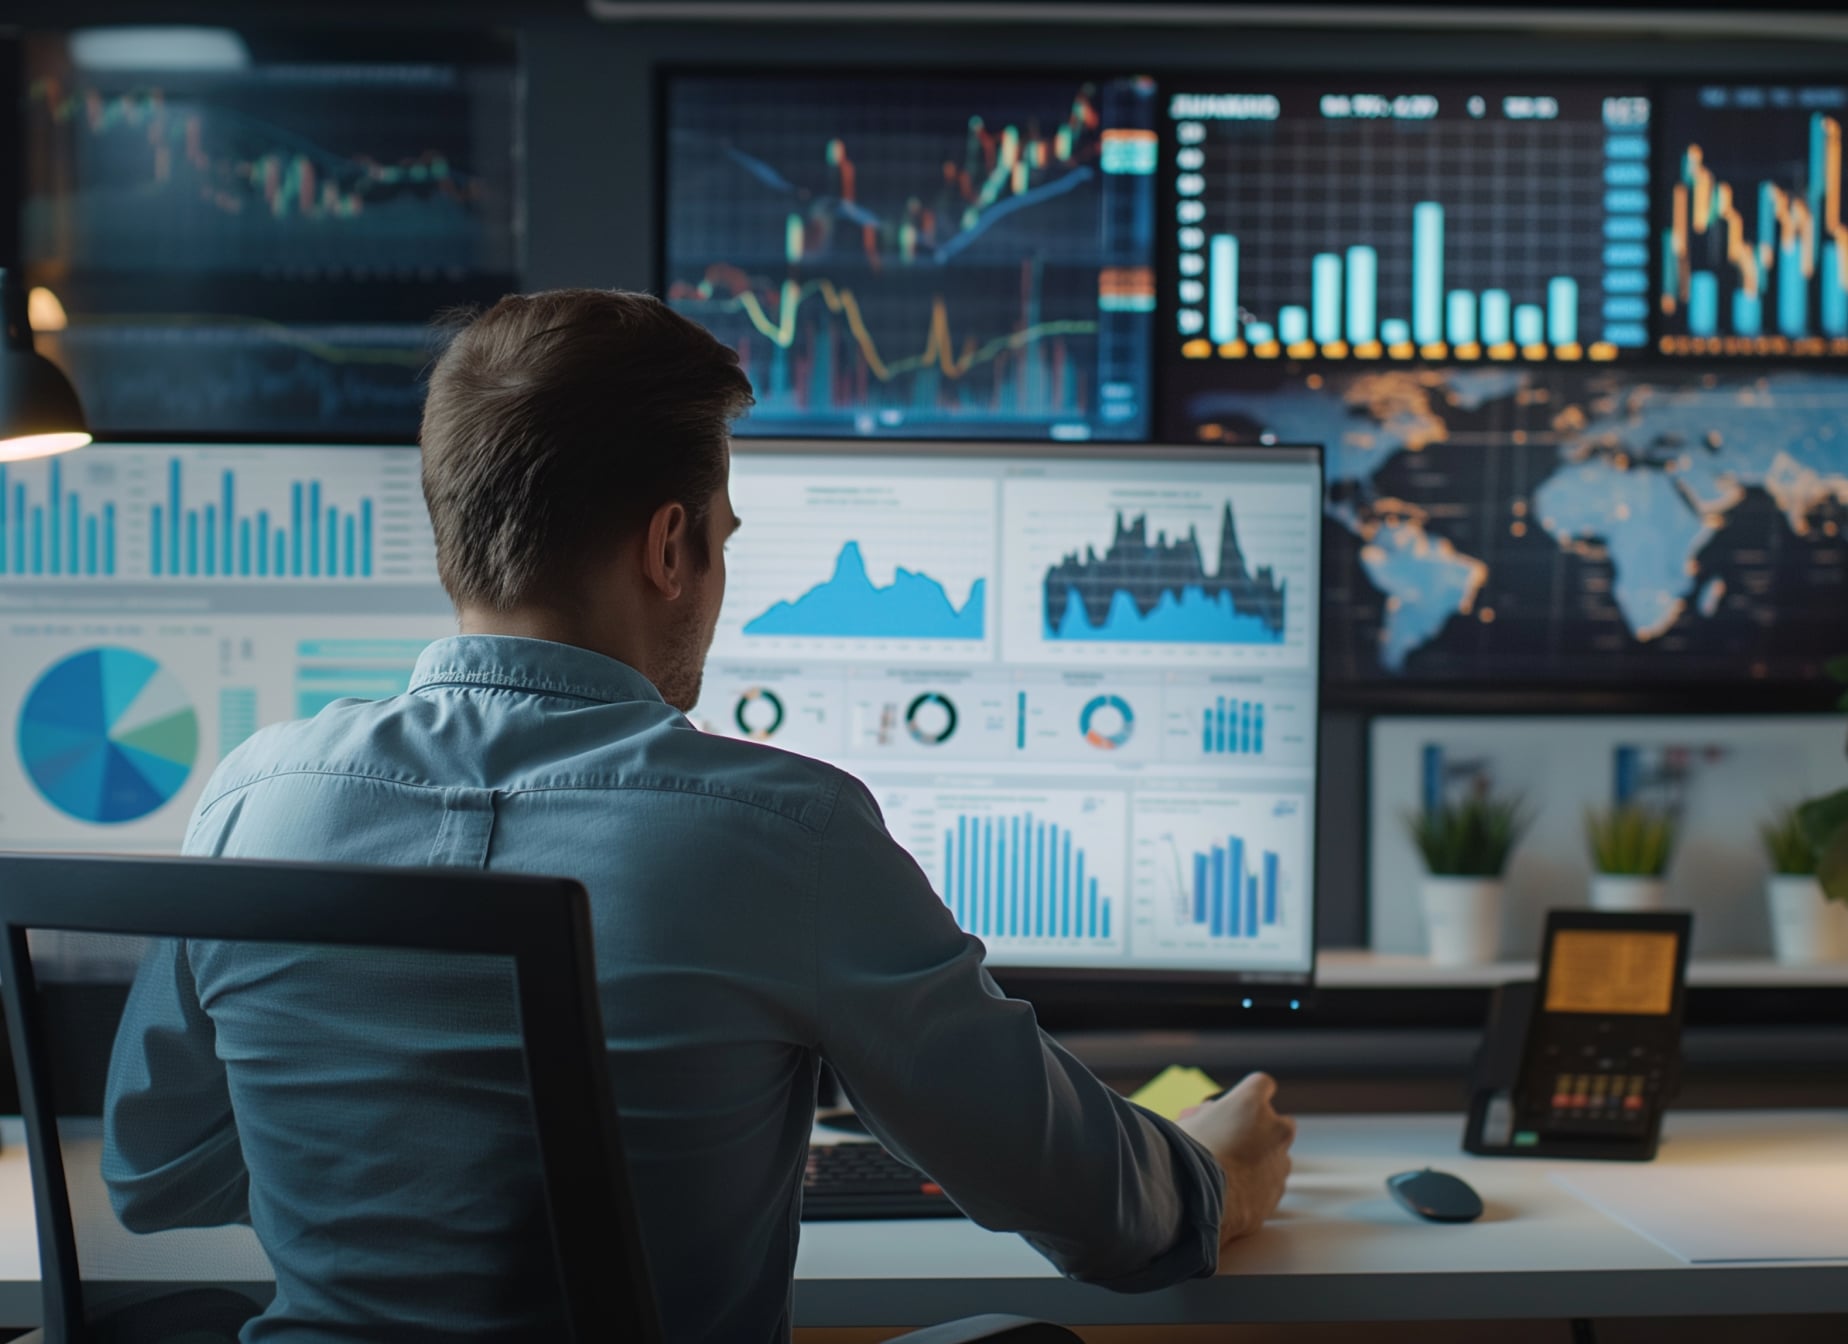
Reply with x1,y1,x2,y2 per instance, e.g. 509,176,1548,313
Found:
1589,875,1668,911
1419,877,1503,966
1767,876,1848,964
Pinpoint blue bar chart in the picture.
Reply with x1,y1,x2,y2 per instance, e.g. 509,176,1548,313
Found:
941,810,1114,942
0,458,117,577
1170,84,1650,363
1203,696,1266,755
150,457,374,580
1133,792,1310,969
1189,835,1281,940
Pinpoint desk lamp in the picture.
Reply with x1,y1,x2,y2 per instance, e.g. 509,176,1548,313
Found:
0,267,91,462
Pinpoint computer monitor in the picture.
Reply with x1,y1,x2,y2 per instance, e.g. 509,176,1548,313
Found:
659,69,1159,441
21,29,520,439
690,440,1323,991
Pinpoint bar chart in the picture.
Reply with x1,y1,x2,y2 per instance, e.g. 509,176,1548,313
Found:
0,458,117,577
150,457,374,579
1659,85,1848,356
1133,791,1311,969
1203,695,1265,755
1168,84,1651,364
879,787,1128,954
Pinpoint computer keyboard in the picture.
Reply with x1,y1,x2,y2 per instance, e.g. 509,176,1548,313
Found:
801,1142,964,1220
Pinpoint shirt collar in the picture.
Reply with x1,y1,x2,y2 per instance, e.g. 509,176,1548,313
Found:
408,635,667,707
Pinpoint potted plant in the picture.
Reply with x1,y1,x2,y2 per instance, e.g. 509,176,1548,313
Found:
1760,808,1848,964
1584,804,1676,910
1794,657,1848,951
1405,793,1528,965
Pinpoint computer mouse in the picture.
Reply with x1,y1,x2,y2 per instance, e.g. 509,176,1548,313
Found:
1386,1168,1484,1223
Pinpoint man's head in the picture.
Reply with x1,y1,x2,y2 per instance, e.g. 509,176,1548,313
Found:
421,289,753,709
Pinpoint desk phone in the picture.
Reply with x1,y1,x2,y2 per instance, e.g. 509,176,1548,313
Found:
1465,909,1692,1161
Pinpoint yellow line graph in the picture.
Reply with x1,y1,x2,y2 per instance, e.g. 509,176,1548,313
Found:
701,277,1096,383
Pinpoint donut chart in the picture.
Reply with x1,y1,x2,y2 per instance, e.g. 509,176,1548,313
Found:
1080,693,1135,749
904,691,959,746
17,647,199,824
734,686,786,740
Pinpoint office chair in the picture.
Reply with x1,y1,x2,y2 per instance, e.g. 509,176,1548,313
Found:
0,854,1078,1344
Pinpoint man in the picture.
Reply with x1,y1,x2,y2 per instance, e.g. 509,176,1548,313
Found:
104,290,1294,1341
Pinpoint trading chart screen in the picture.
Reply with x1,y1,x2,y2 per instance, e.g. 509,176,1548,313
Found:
1163,83,1651,370
22,30,521,438
1657,83,1848,357
662,73,1158,440
688,442,1321,982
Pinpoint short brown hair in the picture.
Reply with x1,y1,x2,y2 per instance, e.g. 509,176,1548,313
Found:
420,289,754,610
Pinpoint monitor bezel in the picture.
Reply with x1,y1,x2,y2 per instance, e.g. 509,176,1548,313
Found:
724,435,1325,1000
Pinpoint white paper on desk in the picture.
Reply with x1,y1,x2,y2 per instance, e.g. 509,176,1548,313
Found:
1552,1167,1848,1264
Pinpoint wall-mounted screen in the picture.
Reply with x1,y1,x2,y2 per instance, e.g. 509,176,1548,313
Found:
688,441,1321,983
1166,365,1848,688
23,30,521,438
1657,82,1848,358
1162,82,1652,374
661,72,1158,441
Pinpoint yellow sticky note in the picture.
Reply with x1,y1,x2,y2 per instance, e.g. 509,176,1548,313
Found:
1128,1065,1223,1121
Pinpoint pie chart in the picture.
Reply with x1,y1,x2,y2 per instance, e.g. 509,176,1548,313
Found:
17,648,199,824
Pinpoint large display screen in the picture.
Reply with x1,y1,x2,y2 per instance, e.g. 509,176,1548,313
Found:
1163,82,1652,369
662,73,1159,441
1657,82,1848,358
1165,365,1848,687
22,30,521,438
689,442,1322,982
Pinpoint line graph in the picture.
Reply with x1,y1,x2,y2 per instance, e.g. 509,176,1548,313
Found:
665,73,1156,439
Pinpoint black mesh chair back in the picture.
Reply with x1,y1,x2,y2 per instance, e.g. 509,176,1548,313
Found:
0,853,660,1344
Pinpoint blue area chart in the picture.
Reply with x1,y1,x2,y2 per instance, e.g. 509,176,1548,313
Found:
17,648,199,824
1044,503,1285,644
744,541,986,640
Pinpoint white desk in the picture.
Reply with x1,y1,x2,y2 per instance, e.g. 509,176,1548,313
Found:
3,1112,1846,1329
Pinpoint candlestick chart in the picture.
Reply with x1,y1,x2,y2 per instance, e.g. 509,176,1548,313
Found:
1658,85,1848,356
22,33,519,437
664,74,1157,439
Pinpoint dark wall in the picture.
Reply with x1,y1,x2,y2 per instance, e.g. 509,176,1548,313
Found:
10,1,1844,948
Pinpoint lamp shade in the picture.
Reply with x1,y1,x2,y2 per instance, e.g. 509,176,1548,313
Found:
0,347,93,462
1,265,92,461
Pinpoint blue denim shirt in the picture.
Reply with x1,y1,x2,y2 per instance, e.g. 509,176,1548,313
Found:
103,635,1223,1342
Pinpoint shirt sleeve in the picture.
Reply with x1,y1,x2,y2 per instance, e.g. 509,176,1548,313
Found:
100,938,251,1232
812,778,1224,1291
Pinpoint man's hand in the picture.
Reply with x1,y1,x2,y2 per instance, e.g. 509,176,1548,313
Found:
1174,1071,1295,1247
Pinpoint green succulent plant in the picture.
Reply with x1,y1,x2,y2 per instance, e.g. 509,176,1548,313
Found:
1584,804,1676,877
1404,793,1529,878
1760,808,1818,877
1795,656,1848,907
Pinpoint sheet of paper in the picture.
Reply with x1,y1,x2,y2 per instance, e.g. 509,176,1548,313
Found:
1552,1165,1848,1264
1128,1065,1222,1121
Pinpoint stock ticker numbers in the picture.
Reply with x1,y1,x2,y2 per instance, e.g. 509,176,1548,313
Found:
22,33,521,437
664,74,1159,439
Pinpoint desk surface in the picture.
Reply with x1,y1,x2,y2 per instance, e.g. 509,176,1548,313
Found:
3,1111,1846,1329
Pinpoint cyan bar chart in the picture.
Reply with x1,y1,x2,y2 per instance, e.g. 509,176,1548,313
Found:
1190,835,1281,940
150,457,374,580
1171,84,1651,363
0,459,117,577
1203,696,1266,755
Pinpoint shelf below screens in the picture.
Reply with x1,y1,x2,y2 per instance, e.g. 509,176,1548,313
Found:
1317,950,1848,989
1178,339,1620,362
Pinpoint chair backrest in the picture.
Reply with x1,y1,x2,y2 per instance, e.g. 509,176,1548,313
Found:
0,853,662,1344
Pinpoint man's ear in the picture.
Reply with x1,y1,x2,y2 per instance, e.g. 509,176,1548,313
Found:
640,500,690,600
